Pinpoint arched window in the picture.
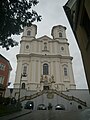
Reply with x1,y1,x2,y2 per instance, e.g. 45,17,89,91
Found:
22,83,25,89
78,105,82,109
23,66,27,75
27,30,31,36
61,47,64,51
59,32,62,37
64,67,67,76
43,63,49,75
44,42,47,50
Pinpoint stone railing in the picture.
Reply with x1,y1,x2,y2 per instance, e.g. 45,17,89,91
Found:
19,89,87,107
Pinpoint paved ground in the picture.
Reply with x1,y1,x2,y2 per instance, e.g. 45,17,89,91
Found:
0,108,90,120
0,109,32,120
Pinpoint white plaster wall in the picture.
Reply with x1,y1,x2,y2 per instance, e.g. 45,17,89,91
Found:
14,24,76,91
5,88,90,111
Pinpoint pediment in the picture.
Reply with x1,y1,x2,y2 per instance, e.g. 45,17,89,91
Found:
37,35,53,41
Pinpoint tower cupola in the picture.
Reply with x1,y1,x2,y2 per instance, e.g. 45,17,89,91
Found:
51,25,66,40
22,24,37,40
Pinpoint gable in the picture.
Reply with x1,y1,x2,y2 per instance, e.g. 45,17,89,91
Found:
37,35,53,41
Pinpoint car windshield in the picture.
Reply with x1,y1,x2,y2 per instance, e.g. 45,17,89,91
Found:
39,104,45,106
56,104,65,108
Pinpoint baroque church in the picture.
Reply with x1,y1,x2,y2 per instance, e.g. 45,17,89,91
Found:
5,24,90,110
14,24,76,91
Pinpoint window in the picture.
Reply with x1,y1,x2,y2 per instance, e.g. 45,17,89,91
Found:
59,32,62,37
78,105,82,110
43,63,49,75
27,30,31,36
26,45,29,49
0,76,4,84
64,67,67,76
22,83,25,89
23,66,27,75
0,63,5,70
61,47,64,51
43,86,49,90
44,42,47,50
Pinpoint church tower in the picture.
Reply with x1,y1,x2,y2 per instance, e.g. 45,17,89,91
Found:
14,24,76,91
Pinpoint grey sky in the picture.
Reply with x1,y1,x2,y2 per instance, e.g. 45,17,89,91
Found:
0,0,88,89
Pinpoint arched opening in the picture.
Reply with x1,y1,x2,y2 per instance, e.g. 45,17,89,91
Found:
22,83,25,89
78,105,82,110
23,66,27,76
44,42,47,50
27,30,31,36
64,67,68,76
43,63,49,75
59,32,62,37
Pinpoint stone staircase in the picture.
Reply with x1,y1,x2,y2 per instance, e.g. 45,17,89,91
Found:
20,89,87,107
52,89,87,107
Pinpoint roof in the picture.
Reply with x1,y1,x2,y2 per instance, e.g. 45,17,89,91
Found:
0,54,12,71
37,35,53,41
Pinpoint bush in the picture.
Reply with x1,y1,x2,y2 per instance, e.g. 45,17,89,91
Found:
0,102,22,116
3,97,11,105
0,96,4,104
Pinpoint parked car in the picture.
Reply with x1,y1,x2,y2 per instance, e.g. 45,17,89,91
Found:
24,101,34,109
55,104,65,110
37,104,47,110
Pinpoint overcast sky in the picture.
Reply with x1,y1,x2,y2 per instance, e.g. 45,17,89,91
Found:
0,0,88,89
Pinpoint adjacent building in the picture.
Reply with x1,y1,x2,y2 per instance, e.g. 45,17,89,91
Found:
14,24,76,91
0,54,12,96
63,0,90,91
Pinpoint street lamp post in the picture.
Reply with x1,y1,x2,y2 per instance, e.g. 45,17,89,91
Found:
18,74,22,102
10,88,13,98
18,73,26,102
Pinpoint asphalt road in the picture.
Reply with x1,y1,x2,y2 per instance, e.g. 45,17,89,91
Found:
11,110,84,120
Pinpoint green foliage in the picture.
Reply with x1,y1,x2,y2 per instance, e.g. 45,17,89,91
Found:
0,104,22,116
0,96,11,105
0,0,41,50
0,97,22,116
3,97,11,105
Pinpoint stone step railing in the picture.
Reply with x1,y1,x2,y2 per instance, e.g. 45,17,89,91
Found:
19,89,87,107
53,89,87,107
20,90,44,102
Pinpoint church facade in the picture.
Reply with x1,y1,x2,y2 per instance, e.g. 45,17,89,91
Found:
14,24,76,91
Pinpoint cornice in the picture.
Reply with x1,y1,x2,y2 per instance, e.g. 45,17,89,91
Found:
16,53,73,60
20,37,69,45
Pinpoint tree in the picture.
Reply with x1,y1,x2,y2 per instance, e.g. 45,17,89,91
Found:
0,0,41,50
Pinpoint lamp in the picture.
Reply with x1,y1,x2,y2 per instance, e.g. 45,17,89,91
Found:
18,73,27,101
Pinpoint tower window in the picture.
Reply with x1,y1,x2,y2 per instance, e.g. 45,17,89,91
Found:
61,47,64,51
22,83,25,89
23,66,27,75
44,42,47,50
27,30,31,36
59,32,62,37
26,45,29,49
43,63,49,75
64,67,67,76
